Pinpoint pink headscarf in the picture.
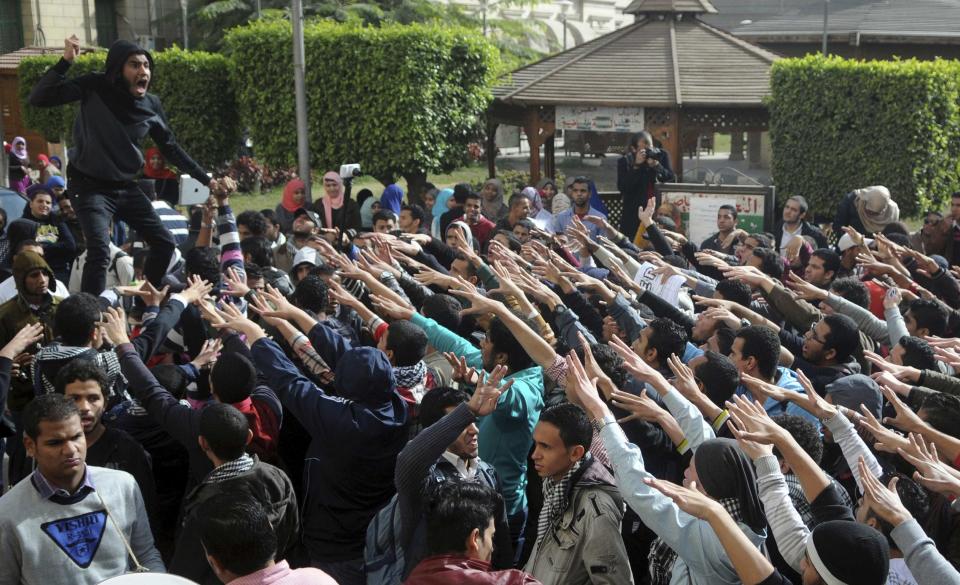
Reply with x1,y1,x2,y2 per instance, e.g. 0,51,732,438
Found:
321,171,345,228
281,179,306,213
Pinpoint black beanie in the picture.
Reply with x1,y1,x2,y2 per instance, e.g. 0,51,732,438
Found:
210,352,257,404
807,520,889,585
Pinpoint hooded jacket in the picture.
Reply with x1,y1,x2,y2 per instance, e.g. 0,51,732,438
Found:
28,40,209,185
0,251,59,412
250,323,409,562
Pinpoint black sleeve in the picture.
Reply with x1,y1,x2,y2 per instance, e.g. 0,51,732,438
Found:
809,482,856,524
778,329,804,356
28,59,87,107
645,223,675,257
130,299,187,362
0,357,12,419
422,237,458,269
639,290,694,334
560,289,605,340
617,155,644,194
148,99,210,185
656,149,676,182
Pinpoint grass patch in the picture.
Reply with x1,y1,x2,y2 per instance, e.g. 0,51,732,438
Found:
229,164,492,214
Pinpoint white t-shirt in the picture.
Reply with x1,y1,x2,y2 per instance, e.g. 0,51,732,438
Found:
779,223,802,255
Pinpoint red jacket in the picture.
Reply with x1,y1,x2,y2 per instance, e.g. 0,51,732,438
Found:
404,555,541,585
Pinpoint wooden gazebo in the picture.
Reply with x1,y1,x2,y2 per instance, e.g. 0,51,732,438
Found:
487,0,780,183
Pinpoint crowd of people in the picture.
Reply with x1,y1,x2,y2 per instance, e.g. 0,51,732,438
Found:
3,33,960,585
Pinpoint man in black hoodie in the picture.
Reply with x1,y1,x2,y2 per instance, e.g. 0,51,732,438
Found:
28,35,227,295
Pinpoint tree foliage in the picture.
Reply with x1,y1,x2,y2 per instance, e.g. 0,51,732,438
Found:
224,19,499,186
18,48,240,169
769,55,960,217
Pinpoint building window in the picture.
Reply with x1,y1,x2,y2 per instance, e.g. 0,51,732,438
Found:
95,0,118,46
0,0,23,54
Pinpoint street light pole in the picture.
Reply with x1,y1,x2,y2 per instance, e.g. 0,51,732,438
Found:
557,0,573,50
292,0,312,200
481,0,488,36
179,0,189,48
822,0,829,56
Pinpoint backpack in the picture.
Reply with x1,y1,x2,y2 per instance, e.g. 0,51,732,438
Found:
364,462,501,585
364,493,405,585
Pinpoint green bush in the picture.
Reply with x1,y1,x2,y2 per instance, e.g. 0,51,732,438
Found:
18,48,239,169
769,55,960,217
224,19,500,189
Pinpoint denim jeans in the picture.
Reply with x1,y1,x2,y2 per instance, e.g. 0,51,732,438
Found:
69,172,175,295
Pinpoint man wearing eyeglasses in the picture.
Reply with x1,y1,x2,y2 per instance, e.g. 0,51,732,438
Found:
788,315,862,395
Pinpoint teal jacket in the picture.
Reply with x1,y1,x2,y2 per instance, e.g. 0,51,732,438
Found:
411,313,544,514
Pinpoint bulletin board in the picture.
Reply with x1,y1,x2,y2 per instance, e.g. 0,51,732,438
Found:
655,183,776,247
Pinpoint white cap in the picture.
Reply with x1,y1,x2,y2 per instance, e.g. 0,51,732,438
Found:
837,232,874,252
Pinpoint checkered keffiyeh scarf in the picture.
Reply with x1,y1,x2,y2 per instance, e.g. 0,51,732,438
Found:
648,497,743,585
204,453,254,484
536,458,584,546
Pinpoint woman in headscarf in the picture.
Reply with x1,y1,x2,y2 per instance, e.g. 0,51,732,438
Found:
431,188,455,238
357,188,376,230
8,137,30,194
143,147,180,206
521,186,553,232
832,185,899,238
380,184,404,216
480,178,508,222
615,435,767,585
318,171,360,232
445,220,475,251
274,178,308,234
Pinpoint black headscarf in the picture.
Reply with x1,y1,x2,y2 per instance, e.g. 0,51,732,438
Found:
695,438,766,533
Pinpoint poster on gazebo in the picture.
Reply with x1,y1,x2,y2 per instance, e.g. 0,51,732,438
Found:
556,106,645,133
659,187,773,247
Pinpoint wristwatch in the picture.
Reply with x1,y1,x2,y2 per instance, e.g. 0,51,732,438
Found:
591,413,617,434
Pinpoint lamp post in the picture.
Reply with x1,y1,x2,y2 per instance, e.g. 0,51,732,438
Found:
480,0,488,36
557,0,573,50
822,0,829,56
292,0,311,200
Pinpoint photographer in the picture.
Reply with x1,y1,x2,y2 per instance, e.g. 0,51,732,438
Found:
617,130,675,241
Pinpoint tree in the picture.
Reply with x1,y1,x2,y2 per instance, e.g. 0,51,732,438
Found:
225,19,499,193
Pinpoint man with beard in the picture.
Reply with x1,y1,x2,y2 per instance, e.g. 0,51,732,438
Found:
552,177,607,238
29,35,233,295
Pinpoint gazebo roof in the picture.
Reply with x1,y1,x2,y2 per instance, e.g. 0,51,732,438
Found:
623,0,717,15
493,14,779,107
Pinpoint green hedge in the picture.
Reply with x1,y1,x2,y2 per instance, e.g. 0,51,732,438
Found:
769,55,960,217
224,19,499,185
18,48,240,169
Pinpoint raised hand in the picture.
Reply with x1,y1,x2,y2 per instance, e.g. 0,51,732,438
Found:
468,365,514,417
369,294,415,321
190,338,222,370
195,297,226,326
871,371,914,398
63,35,81,62
611,389,668,423
224,266,250,298
565,349,607,420
725,395,788,446
448,288,506,318
443,352,480,386
785,271,827,301
644,476,722,518
880,385,925,433
898,433,960,497
211,300,266,342
0,322,44,360
180,275,214,305
608,334,664,386
666,354,701,400
101,306,131,346
793,369,837,420
862,350,921,383
858,404,910,454
857,457,912,527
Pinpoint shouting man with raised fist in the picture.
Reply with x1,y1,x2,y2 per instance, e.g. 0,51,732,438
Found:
28,35,234,295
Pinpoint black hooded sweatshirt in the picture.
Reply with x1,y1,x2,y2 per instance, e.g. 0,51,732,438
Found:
28,40,210,186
